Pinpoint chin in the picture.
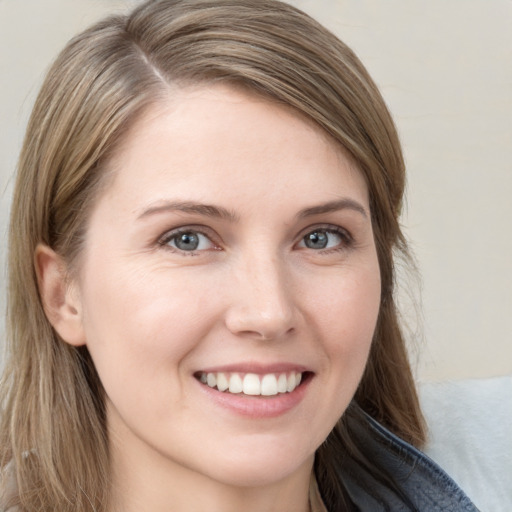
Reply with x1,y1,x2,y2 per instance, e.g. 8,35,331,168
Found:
195,434,316,488
205,460,310,489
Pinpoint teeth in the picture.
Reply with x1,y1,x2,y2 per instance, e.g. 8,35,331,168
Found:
228,373,243,394
277,373,287,393
216,372,229,392
199,371,304,396
287,372,299,392
207,373,216,388
243,374,261,395
261,374,278,396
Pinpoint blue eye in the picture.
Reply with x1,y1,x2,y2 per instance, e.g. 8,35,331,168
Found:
299,229,348,250
163,230,215,252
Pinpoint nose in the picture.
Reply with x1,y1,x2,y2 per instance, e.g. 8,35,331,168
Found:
224,254,297,341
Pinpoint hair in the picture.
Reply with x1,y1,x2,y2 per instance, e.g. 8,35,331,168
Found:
1,0,425,510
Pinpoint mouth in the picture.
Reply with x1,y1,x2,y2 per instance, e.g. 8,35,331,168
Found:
195,371,311,397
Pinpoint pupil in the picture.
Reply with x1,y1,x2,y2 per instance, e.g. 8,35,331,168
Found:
176,232,199,251
305,231,328,249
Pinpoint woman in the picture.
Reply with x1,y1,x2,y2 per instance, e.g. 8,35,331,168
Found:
0,1,478,511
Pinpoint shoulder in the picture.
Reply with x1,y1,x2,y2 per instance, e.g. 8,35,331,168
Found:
339,405,480,511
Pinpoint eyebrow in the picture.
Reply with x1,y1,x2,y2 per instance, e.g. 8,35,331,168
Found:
137,198,368,222
297,198,368,219
137,201,239,222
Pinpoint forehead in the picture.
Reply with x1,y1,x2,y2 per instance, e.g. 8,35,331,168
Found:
98,84,368,212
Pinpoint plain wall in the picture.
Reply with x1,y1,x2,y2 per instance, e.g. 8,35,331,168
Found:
1,0,511,382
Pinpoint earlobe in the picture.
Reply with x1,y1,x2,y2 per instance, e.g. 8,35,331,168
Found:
35,244,86,346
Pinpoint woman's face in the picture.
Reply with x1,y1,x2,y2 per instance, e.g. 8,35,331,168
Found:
69,85,381,489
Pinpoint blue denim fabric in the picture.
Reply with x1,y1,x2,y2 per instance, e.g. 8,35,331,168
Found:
338,406,480,511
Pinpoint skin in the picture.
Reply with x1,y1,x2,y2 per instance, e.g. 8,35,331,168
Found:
38,85,381,512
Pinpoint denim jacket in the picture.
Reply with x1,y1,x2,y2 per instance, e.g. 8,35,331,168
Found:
330,406,480,511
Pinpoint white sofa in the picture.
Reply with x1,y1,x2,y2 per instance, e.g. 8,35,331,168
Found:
420,375,512,511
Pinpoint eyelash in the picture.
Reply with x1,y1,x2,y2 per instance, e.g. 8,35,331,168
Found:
157,225,353,255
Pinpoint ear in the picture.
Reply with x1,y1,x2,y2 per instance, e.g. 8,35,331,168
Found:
35,244,86,346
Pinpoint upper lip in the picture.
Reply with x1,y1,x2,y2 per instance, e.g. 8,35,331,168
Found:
196,362,310,375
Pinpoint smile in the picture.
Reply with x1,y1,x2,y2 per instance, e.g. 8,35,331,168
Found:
197,371,304,396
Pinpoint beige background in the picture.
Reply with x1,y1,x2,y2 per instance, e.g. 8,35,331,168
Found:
1,0,510,382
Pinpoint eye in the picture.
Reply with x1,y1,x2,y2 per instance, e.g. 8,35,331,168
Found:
160,229,216,252
298,228,350,251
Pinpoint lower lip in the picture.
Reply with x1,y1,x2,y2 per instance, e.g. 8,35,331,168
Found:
196,375,312,419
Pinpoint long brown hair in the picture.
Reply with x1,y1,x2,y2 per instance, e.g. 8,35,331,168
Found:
1,1,425,510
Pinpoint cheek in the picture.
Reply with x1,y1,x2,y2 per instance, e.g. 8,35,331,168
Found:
313,262,381,386
320,262,380,337
78,263,216,395
82,259,210,335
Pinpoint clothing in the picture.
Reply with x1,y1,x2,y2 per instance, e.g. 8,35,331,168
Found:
312,406,480,511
